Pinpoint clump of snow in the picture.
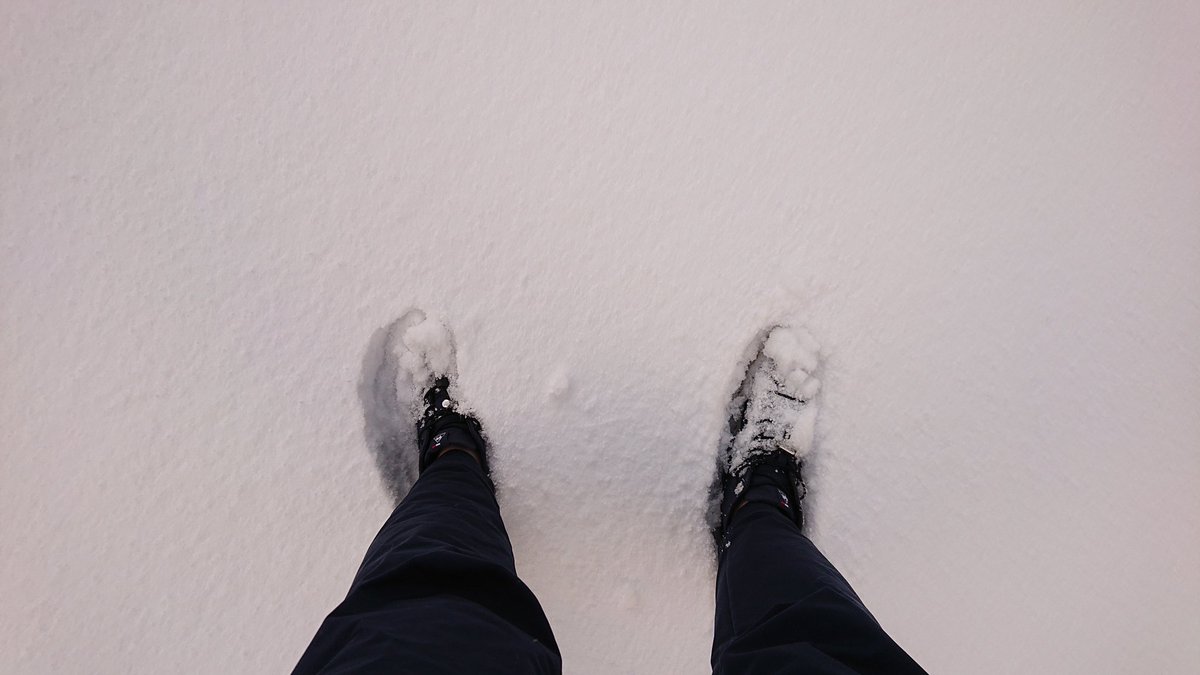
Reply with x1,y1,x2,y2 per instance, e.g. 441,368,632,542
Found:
399,315,455,387
762,327,822,402
546,367,572,400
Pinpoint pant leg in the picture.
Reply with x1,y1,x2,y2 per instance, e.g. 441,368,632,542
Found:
294,452,561,675
711,503,926,675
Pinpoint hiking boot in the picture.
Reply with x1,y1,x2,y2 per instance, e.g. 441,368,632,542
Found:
713,325,821,547
417,375,490,475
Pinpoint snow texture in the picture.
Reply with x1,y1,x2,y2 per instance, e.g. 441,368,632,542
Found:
3,3,1200,674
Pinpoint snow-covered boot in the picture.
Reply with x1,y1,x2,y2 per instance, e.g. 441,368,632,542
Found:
713,325,821,548
360,308,491,501
417,375,490,475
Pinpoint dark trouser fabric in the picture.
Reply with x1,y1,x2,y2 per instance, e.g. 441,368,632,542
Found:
292,452,561,675
295,454,924,674
711,503,926,674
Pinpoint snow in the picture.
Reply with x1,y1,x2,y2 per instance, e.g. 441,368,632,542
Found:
398,313,455,386
3,3,1199,674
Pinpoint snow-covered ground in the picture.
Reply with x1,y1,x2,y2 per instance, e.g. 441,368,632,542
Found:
3,4,1198,673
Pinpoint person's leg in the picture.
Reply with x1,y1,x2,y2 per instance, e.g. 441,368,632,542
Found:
293,451,561,675
710,325,924,673
711,502,924,674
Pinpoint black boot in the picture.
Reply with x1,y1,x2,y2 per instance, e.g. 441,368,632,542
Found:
715,448,806,548
712,325,820,548
416,376,490,475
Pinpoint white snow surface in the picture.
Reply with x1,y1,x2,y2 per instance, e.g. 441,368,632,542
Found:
3,3,1199,673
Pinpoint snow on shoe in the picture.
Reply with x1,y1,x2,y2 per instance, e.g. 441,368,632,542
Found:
395,317,453,391
728,325,821,473
392,310,458,415
708,324,821,540
359,308,460,502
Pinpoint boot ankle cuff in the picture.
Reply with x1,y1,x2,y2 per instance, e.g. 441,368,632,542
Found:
734,484,796,518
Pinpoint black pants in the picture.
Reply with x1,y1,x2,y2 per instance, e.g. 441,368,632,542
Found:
294,452,924,674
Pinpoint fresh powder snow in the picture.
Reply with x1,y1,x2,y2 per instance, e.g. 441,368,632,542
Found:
3,4,1198,674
